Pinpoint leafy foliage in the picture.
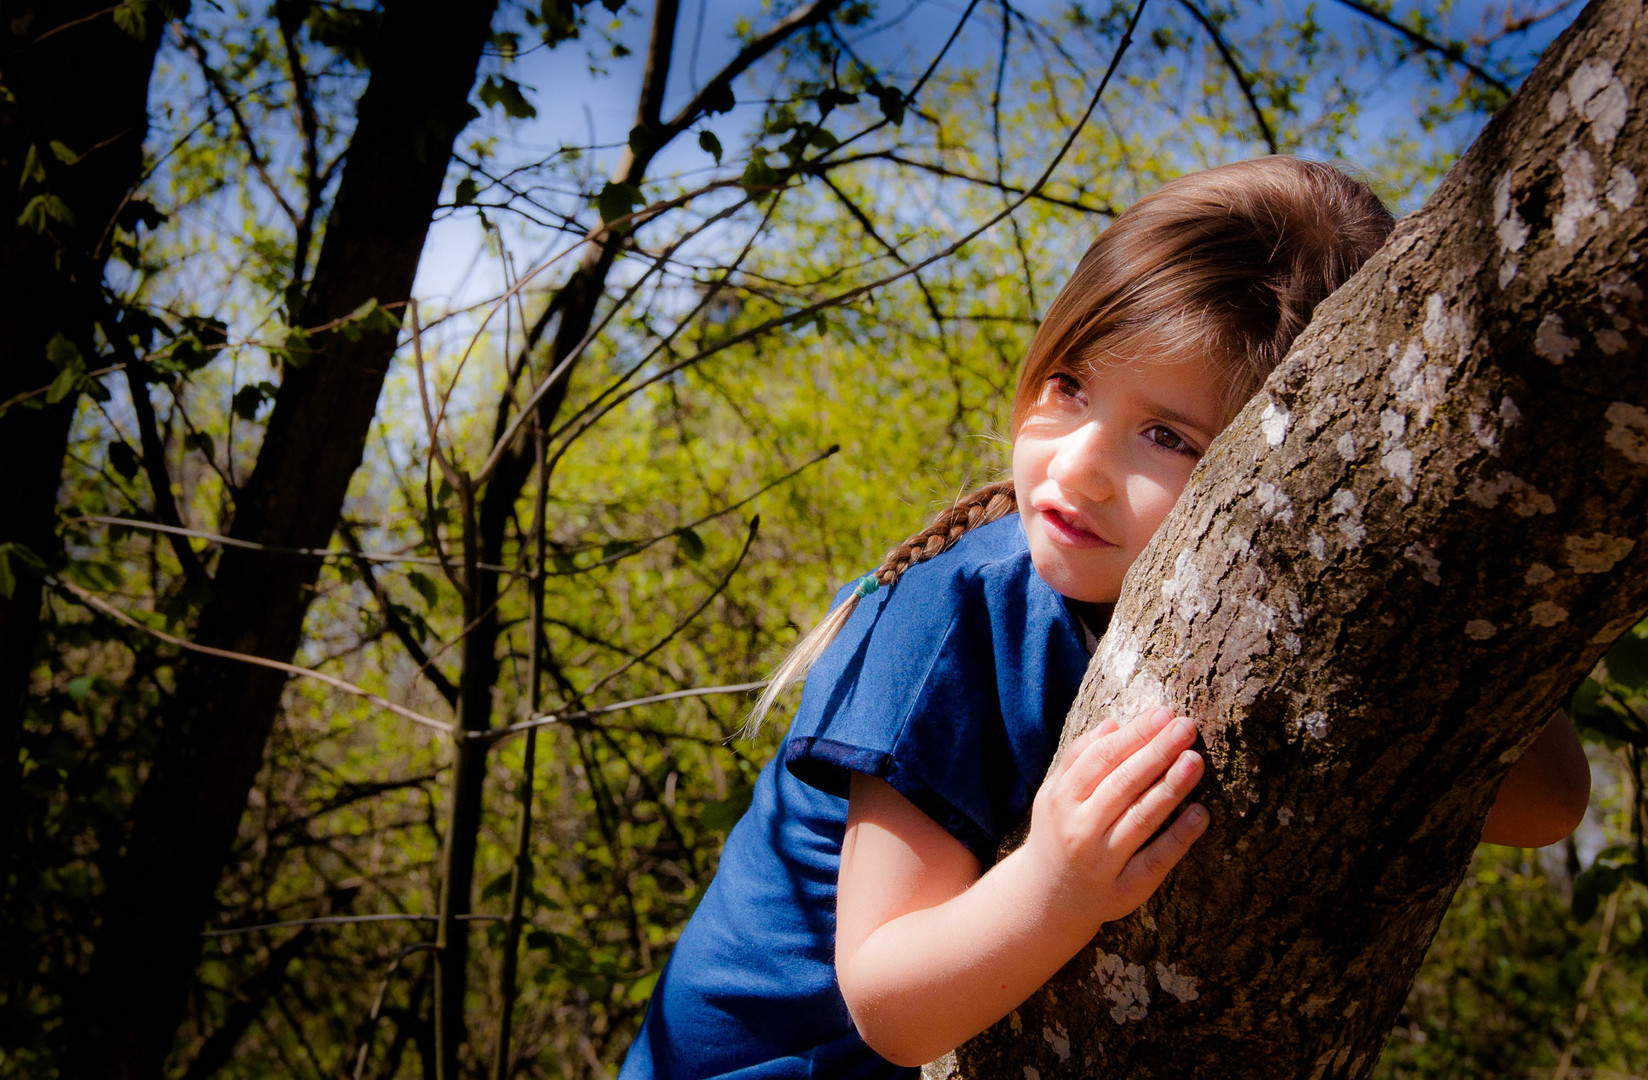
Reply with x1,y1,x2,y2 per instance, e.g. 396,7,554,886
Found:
4,2,1633,1078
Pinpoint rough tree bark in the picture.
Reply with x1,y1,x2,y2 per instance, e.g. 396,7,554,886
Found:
70,4,497,1077
0,0,174,909
933,0,1648,1075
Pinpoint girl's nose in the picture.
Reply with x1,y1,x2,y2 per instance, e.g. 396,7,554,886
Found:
1046,421,1116,501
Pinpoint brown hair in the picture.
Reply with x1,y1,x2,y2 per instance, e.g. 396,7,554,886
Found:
745,157,1393,733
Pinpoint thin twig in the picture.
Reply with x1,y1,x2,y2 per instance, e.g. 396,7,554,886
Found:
201,913,505,938
552,444,838,575
1177,0,1279,154
547,0,1152,464
71,515,516,573
1330,0,1512,96
56,578,453,734
477,680,769,743
575,516,761,705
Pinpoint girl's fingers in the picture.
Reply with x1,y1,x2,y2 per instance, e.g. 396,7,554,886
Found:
1059,706,1173,800
1114,802,1209,901
1105,749,1205,855
1082,713,1198,818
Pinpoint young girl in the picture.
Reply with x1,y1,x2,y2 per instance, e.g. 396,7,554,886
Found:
619,157,1592,1079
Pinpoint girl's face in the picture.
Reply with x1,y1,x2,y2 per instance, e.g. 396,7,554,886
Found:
1012,355,1227,604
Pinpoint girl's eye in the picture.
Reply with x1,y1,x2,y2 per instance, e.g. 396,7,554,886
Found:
1045,372,1083,401
1146,425,1199,457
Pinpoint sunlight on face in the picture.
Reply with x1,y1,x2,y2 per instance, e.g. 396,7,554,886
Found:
1012,355,1228,604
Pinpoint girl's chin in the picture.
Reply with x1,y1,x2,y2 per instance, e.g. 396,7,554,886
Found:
1029,548,1123,605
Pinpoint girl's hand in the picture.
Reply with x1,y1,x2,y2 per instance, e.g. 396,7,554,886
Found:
834,704,1206,1066
1021,704,1208,935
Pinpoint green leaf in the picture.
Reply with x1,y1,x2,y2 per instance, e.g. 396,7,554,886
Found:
18,144,44,189
739,152,782,196
626,970,660,1003
184,431,215,460
488,30,521,59
596,181,643,226
0,549,14,600
701,82,735,116
537,0,583,46
674,527,705,561
1572,863,1624,923
454,176,480,207
872,85,906,125
1603,628,1648,690
17,193,74,232
700,784,754,833
628,124,657,158
116,197,166,234
46,333,82,372
481,871,514,902
66,676,94,702
478,74,538,120
108,441,140,480
407,571,439,609
45,367,78,405
698,130,722,165
231,384,266,421
818,88,859,111
601,539,636,562
113,0,149,38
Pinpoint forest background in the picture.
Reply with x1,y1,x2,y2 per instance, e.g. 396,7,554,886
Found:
2,0,1646,1078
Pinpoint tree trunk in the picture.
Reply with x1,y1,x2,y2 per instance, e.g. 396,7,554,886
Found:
939,0,1648,1074
72,4,497,1077
0,0,174,1037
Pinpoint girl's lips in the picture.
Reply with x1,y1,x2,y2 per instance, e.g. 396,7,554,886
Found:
1040,507,1112,549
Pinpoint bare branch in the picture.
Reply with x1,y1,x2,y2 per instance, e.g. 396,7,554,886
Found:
576,517,760,704
56,578,453,734
339,522,461,707
659,0,848,148
176,26,301,228
201,913,503,939
546,1,1151,466
1331,0,1513,96
818,151,1116,215
480,682,770,743
1177,0,1279,154
72,515,516,573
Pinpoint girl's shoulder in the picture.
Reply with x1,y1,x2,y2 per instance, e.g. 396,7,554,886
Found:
786,512,1090,862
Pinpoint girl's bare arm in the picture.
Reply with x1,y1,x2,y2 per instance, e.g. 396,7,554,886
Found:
1480,710,1590,847
834,708,1206,1067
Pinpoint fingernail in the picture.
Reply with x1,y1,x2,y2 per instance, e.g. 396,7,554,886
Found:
1173,717,1195,739
1185,804,1208,826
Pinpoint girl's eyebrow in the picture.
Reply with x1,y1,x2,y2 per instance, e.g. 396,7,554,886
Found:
1140,397,1218,438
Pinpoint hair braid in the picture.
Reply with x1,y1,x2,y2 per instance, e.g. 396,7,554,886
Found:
742,481,1018,736
872,480,1017,587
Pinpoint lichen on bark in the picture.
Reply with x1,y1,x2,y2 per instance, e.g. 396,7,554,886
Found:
933,0,1648,1075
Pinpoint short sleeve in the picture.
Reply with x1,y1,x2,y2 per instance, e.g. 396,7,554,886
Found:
782,516,1090,866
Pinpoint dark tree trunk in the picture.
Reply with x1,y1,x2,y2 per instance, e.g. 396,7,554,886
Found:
0,0,174,1014
71,3,498,1077
939,0,1648,1075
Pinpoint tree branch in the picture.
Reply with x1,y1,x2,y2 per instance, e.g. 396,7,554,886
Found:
1177,0,1279,154
338,522,460,707
1331,0,1513,96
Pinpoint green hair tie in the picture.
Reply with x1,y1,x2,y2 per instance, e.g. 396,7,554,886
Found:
852,574,880,598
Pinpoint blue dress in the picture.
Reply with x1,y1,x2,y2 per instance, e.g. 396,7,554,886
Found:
619,515,1093,1079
